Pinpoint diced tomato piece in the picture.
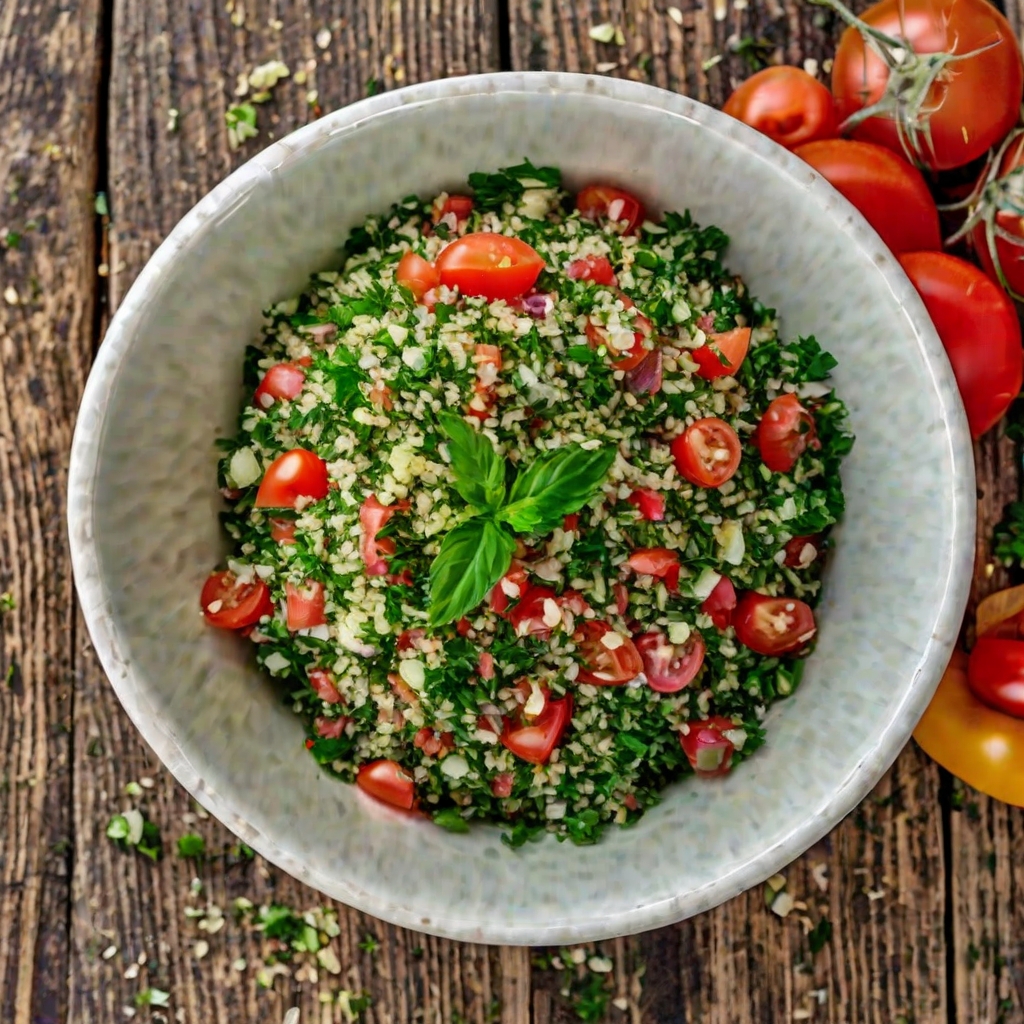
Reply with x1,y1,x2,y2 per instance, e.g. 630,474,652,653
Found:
357,759,415,809
784,535,822,569
680,716,737,776
309,668,342,704
627,488,665,521
433,193,475,224
613,582,630,617
692,327,752,379
388,672,420,705
672,418,742,489
314,715,349,739
563,513,579,532
285,579,326,630
478,651,495,680
500,694,573,765
436,233,545,302
509,583,559,639
575,620,643,686
413,727,455,758
270,518,298,544
567,255,617,285
627,548,680,578
490,773,515,798
359,493,410,575
254,363,306,407
254,449,329,509
701,576,737,631
757,394,818,474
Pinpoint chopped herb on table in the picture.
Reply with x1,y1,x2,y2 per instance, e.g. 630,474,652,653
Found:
200,162,852,844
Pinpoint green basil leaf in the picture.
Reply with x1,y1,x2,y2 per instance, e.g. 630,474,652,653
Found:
437,412,506,511
428,518,515,626
500,444,615,534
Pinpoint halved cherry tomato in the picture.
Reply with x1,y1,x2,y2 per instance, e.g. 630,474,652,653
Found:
575,620,643,686
584,290,654,372
723,66,838,150
200,570,272,630
576,184,645,234
680,716,737,776
359,494,409,575
433,194,474,224
757,394,817,473
968,638,1024,720
899,251,1023,438
915,650,1024,807
255,449,329,509
627,488,665,522
635,631,706,693
567,256,617,286
830,0,1023,173
254,363,306,407
270,518,297,545
285,579,326,630
794,140,941,255
733,592,816,655
701,576,737,631
672,418,742,488
356,759,415,810
396,251,440,302
692,327,752,380
309,668,342,704
500,694,573,765
627,547,679,578
784,535,821,569
435,233,544,302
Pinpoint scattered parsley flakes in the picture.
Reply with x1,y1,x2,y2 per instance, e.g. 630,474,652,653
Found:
177,833,206,858
0,591,14,613
106,809,162,861
226,103,258,150
135,988,170,1008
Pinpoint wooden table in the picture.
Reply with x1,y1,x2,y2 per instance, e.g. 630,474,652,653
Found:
3,1,1024,1021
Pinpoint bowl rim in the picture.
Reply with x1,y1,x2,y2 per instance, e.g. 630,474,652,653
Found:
67,70,975,944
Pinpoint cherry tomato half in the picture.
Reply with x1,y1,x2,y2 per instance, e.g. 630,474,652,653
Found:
356,759,415,810
627,488,665,522
627,547,679,579
757,394,817,474
701,575,737,631
200,570,272,630
255,449,329,509
784,534,822,569
435,233,545,302
672,418,742,488
724,66,838,150
567,255,617,286
680,716,738,776
635,631,706,693
915,650,1024,807
692,327,752,380
968,637,1024,720
285,579,326,631
396,251,440,302
254,363,306,407
831,0,1023,173
899,252,1023,438
500,694,573,765
576,184,645,235
733,592,817,656
575,620,643,686
795,140,941,255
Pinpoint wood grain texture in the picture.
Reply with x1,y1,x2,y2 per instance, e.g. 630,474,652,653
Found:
70,3,505,1023
0,2,102,1023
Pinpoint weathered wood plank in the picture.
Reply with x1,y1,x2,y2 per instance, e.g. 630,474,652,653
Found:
71,2,504,1023
0,2,103,1022
510,2,948,1021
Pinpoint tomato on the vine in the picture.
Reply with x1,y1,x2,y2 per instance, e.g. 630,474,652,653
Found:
898,252,1023,438
794,140,941,255
733,592,816,655
672,418,742,488
435,233,545,302
830,0,1023,172
200,570,272,630
723,66,838,150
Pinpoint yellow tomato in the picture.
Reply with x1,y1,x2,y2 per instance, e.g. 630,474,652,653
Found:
914,650,1024,806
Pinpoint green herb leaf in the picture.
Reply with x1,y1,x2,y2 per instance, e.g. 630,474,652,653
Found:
106,815,130,841
432,808,470,833
808,917,832,955
428,518,515,626
437,412,506,511
500,445,615,534
135,988,170,1008
177,833,206,858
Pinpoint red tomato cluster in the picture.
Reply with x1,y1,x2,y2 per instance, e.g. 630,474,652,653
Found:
722,4,1024,442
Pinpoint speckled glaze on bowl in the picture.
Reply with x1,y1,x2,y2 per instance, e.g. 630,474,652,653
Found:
68,72,974,945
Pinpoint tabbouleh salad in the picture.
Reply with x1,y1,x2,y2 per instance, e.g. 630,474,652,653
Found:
200,161,853,846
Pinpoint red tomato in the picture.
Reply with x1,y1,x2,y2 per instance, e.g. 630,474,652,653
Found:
200,570,272,630
396,251,440,302
508,583,559,639
576,184,645,234
490,566,528,616
635,631,706,693
314,716,348,739
433,194,474,223
723,66,838,149
584,290,654,372
254,363,306,407
270,518,297,545
500,695,573,765
970,132,1024,299
701,576,737,631
285,579,326,630
692,327,752,380
627,547,679,578
733,592,817,655
672,418,742,488
831,0,1023,172
968,638,1024,719
254,449,329,509
784,535,821,569
567,255,617,285
356,759,415,810
757,395,817,473
627,488,665,521
490,773,514,798
575,620,643,686
435,233,545,302
309,668,342,704
359,494,409,575
899,252,1023,438
680,716,737,776
794,140,941,255
413,726,456,757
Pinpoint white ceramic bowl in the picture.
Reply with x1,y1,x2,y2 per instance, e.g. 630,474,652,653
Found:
68,72,974,945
